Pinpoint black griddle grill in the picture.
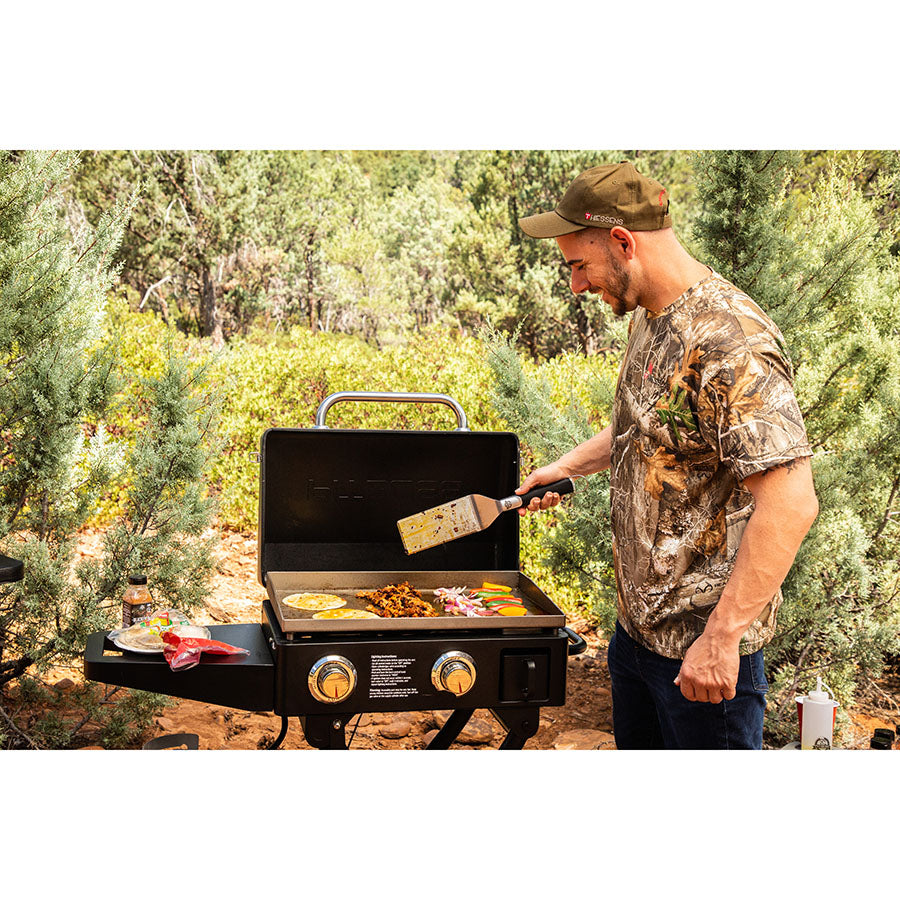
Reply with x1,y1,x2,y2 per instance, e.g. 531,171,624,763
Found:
84,392,585,749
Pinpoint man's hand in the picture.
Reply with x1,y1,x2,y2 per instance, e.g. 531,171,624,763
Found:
674,632,740,703
514,427,613,515
514,463,570,516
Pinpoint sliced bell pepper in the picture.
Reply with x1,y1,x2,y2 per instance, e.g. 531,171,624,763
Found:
482,581,512,592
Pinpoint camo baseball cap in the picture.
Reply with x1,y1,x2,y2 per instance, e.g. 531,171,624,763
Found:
518,161,672,238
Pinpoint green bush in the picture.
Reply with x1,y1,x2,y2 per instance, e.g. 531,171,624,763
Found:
0,152,220,749
100,310,618,620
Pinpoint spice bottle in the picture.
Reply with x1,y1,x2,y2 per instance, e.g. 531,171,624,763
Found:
122,574,153,627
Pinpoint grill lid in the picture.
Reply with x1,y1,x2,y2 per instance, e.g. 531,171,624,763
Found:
257,394,521,584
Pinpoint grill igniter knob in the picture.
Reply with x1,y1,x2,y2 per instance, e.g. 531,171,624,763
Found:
432,651,476,696
309,655,357,704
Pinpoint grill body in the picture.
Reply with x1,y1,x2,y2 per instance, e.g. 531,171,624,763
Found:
263,602,568,717
84,393,585,748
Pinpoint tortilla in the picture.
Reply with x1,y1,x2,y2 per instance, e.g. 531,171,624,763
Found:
170,624,211,639
312,609,381,620
281,592,347,611
116,627,166,651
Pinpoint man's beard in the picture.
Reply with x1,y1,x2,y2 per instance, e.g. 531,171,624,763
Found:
600,249,632,316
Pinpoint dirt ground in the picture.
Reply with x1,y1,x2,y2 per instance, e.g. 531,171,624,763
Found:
23,527,900,750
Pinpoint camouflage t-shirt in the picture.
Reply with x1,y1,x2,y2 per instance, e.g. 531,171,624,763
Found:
609,270,812,659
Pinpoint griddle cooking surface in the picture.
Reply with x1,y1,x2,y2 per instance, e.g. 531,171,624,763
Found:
267,570,566,633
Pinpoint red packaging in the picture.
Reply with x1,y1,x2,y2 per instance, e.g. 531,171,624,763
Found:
162,631,250,671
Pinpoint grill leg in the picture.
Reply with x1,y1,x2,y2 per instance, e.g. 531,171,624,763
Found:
491,708,540,750
425,708,475,750
299,714,354,749
266,716,290,750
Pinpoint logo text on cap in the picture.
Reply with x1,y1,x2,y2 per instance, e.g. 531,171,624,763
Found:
585,214,624,225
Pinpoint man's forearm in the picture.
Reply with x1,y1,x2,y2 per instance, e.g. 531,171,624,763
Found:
556,424,613,476
704,462,818,647
517,425,613,510
704,506,810,647
676,459,818,703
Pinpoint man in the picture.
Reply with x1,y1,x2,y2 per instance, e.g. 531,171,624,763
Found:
516,161,818,750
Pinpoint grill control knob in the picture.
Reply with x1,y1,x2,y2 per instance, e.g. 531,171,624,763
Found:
432,651,476,696
309,655,357,704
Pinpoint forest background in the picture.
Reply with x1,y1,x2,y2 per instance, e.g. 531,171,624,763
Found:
2,148,899,748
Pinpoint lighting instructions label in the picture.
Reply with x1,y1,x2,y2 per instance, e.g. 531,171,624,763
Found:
369,654,418,699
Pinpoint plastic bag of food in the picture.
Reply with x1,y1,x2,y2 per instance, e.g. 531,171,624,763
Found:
161,631,250,671
144,608,191,631
108,610,207,653
108,623,167,651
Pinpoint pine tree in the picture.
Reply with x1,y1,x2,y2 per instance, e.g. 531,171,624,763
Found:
0,151,221,748
71,150,266,344
689,151,900,740
452,150,620,357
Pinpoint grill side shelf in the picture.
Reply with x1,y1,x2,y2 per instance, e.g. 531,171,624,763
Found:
83,624,276,713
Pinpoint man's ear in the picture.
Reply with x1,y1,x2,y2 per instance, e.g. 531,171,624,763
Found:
609,226,636,260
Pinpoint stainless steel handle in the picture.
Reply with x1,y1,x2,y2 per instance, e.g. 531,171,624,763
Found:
314,391,469,431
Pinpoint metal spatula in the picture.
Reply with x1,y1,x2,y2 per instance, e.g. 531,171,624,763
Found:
397,478,575,555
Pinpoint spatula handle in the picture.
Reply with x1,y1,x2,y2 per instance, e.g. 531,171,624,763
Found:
517,477,575,509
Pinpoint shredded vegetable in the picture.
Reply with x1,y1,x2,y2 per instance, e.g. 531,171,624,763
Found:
434,586,528,618
434,586,488,617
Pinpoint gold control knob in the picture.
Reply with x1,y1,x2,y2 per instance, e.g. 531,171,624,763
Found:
432,651,476,696
309,655,357,704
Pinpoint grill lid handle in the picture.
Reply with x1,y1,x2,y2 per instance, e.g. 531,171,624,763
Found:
314,391,470,431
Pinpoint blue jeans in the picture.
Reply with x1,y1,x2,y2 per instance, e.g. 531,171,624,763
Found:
606,621,768,749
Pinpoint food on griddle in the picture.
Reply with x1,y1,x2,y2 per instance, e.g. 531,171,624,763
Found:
435,586,528,617
484,597,525,609
313,609,381,620
481,581,512,592
281,592,347,611
475,585,526,613
435,587,492,617
497,605,527,616
356,581,438,618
